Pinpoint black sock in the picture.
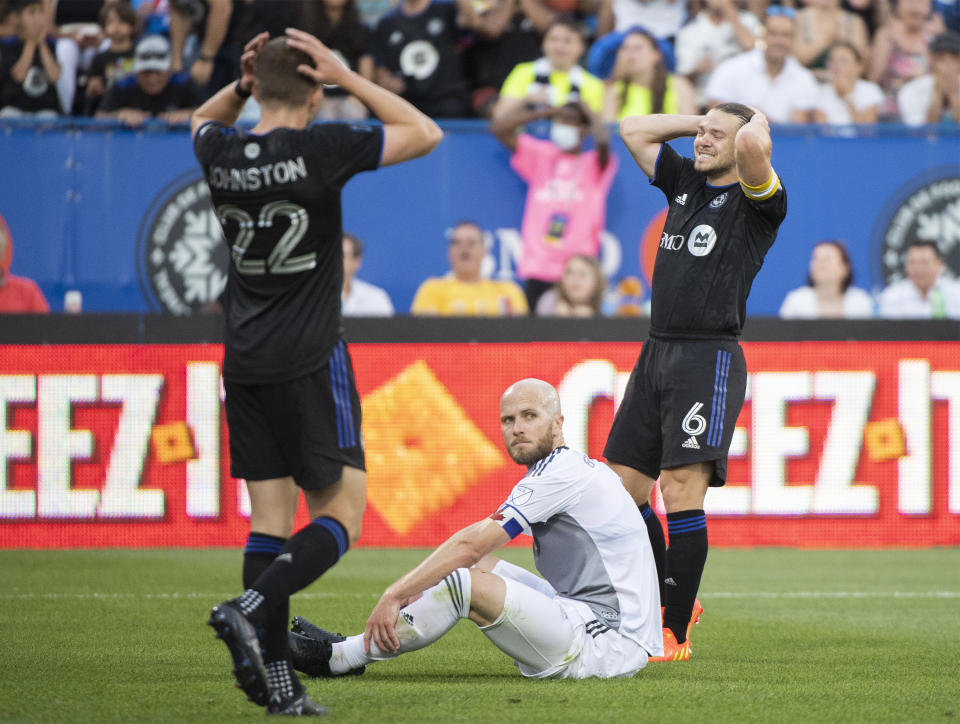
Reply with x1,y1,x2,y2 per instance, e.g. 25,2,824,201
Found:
638,503,666,602
237,516,349,627
663,509,708,644
243,532,286,589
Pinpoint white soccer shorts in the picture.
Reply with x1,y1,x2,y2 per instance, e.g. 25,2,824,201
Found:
481,560,649,679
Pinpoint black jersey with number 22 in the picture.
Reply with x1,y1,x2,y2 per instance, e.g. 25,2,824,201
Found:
193,121,383,383
649,143,787,338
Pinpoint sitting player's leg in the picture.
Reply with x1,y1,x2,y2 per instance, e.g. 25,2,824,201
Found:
478,556,557,599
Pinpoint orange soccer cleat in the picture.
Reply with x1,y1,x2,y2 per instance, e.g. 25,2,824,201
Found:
652,598,704,662
649,627,691,662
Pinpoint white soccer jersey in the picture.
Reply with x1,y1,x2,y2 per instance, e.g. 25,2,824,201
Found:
491,447,662,656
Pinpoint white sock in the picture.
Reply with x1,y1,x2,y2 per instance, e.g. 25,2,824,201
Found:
330,568,472,674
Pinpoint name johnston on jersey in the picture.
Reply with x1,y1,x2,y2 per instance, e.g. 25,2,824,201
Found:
207,156,309,191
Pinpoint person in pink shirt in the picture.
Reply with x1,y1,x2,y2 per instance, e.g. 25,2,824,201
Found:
490,101,618,311
0,214,49,314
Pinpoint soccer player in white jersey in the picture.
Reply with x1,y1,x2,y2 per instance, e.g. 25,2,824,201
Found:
286,378,663,680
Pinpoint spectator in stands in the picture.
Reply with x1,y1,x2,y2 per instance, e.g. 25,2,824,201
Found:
342,232,395,316
779,240,874,318
934,0,959,32
813,41,885,122
491,100,617,311
411,221,529,315
878,240,960,318
597,0,687,42
870,0,943,120
305,0,374,120
0,0,61,116
169,0,234,97
674,0,760,111
84,1,138,115
794,0,871,77
97,34,201,125
493,17,605,120
132,0,172,37
535,253,606,316
370,0,472,117
0,214,48,313
463,0,554,117
898,30,960,124
705,7,820,123
845,0,891,38
602,27,695,121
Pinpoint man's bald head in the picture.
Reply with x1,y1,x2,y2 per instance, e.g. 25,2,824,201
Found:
499,379,564,467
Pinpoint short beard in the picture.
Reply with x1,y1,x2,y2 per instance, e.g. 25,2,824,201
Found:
508,435,557,467
699,157,735,182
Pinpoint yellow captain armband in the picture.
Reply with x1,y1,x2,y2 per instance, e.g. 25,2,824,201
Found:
739,170,780,201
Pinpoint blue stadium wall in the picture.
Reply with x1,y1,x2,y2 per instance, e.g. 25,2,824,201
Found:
1,119,958,314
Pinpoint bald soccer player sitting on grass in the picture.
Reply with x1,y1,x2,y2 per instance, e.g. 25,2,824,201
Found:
286,378,663,680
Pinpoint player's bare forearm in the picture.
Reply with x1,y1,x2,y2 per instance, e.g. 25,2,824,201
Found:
384,520,508,603
734,111,773,187
190,81,247,136
620,113,701,177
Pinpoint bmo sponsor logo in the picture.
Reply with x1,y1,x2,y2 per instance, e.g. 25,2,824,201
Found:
687,225,717,257
659,232,685,251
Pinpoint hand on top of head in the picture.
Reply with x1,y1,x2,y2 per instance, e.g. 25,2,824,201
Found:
284,28,347,87
240,31,270,84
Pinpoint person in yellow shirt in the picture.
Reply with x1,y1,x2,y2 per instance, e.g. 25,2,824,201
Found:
602,28,696,122
493,17,605,120
411,221,529,315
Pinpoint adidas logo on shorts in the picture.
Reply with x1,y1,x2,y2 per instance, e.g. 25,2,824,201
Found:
682,436,700,450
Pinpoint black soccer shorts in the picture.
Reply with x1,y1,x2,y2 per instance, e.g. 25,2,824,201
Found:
603,337,747,487
224,340,365,489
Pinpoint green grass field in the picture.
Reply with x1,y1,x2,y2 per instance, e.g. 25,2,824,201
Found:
2,548,958,723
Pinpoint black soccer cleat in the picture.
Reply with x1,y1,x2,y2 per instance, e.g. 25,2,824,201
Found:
207,601,271,706
267,691,329,716
288,616,365,678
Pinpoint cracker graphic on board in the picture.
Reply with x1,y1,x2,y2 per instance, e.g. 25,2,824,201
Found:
363,360,506,535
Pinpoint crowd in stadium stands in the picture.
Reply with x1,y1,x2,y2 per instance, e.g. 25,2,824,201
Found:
0,0,958,317
1,0,957,123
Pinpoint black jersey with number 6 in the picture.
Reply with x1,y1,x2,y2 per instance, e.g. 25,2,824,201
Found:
648,143,787,338
193,121,383,383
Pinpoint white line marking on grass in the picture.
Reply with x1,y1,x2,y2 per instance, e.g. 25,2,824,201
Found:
2,591,958,600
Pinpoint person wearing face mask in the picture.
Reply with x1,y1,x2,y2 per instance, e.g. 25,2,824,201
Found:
490,100,618,311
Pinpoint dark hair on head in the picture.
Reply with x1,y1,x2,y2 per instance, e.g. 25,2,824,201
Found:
713,102,754,126
8,0,42,12
545,15,584,40
806,240,854,291
558,101,590,126
905,239,943,259
254,37,318,108
828,39,862,64
99,0,138,31
451,220,483,238
343,231,363,258
558,254,605,314
312,0,367,53
618,28,668,116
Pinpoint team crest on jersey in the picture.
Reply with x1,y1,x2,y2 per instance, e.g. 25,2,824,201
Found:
389,30,403,45
871,170,960,287
509,485,534,505
687,225,717,257
709,192,728,208
243,142,260,160
136,170,228,315
427,17,445,35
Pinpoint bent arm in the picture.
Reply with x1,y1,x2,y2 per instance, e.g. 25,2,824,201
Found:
619,113,701,178
734,110,775,191
489,104,554,152
36,38,61,83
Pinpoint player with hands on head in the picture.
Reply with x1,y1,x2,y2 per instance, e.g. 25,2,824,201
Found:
193,28,441,717
286,379,663,681
605,103,786,661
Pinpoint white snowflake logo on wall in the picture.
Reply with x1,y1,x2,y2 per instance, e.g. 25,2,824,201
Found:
136,171,229,314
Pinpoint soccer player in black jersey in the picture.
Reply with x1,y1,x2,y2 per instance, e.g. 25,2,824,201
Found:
191,29,442,715
604,103,786,661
